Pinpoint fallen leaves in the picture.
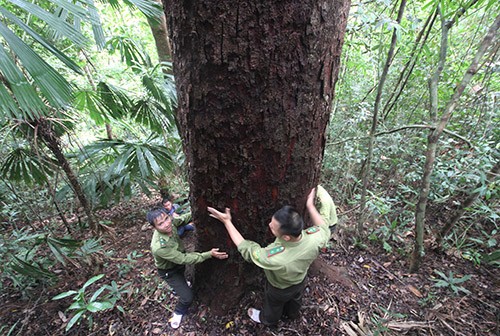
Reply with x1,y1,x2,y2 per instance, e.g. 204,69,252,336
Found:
407,284,423,298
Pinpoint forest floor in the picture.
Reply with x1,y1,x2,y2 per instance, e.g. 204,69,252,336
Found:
1,194,499,336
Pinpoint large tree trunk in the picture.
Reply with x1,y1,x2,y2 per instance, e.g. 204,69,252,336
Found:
163,0,350,313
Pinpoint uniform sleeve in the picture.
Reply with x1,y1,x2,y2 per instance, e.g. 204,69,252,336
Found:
172,212,192,227
317,185,338,226
237,240,282,271
155,246,211,265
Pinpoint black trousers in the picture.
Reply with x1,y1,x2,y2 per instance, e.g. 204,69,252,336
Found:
260,279,305,326
158,266,193,314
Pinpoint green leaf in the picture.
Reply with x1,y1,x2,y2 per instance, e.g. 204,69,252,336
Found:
0,42,46,118
6,0,89,46
85,0,106,48
48,236,83,248
66,310,85,331
0,147,51,185
433,270,447,280
89,286,107,303
11,256,54,279
0,6,82,74
82,274,105,290
74,89,109,125
457,286,471,295
52,290,78,300
382,241,392,253
106,36,149,69
143,146,161,174
86,301,114,312
47,239,67,266
0,83,20,120
452,274,472,284
97,81,130,119
124,0,163,20
68,301,85,310
482,250,500,264
0,21,73,109
433,280,449,288
136,146,148,178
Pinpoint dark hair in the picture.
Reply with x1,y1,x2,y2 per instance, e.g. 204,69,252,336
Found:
272,206,303,237
162,196,173,204
146,207,169,226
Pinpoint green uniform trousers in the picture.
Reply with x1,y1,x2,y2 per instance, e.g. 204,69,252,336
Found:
260,278,305,326
158,265,193,314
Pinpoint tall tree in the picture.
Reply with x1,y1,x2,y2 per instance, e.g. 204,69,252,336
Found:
35,118,97,231
409,11,499,272
148,0,172,66
358,0,407,234
0,0,164,232
163,0,350,312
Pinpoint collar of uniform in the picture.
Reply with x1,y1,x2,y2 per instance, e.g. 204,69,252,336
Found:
157,231,175,241
276,235,303,247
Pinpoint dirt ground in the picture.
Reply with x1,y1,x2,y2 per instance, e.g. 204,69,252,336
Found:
1,195,499,335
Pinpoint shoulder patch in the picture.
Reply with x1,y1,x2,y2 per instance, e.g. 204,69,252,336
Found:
266,246,285,258
160,237,168,248
252,250,261,261
306,227,320,234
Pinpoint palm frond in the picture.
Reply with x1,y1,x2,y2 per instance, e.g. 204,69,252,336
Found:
51,0,98,24
122,0,163,21
82,139,174,179
74,89,109,125
97,81,131,119
83,0,106,49
48,0,105,49
6,0,89,46
0,83,20,121
0,22,73,109
106,35,151,69
141,74,169,105
0,7,83,74
0,147,52,185
0,42,46,119
131,99,172,133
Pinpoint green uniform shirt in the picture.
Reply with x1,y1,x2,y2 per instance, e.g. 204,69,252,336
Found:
237,221,330,289
150,213,211,270
317,185,338,227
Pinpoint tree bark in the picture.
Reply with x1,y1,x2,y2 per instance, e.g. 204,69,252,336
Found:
148,0,172,73
163,0,350,313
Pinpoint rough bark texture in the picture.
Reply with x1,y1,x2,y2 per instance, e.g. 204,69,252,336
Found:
163,0,349,312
